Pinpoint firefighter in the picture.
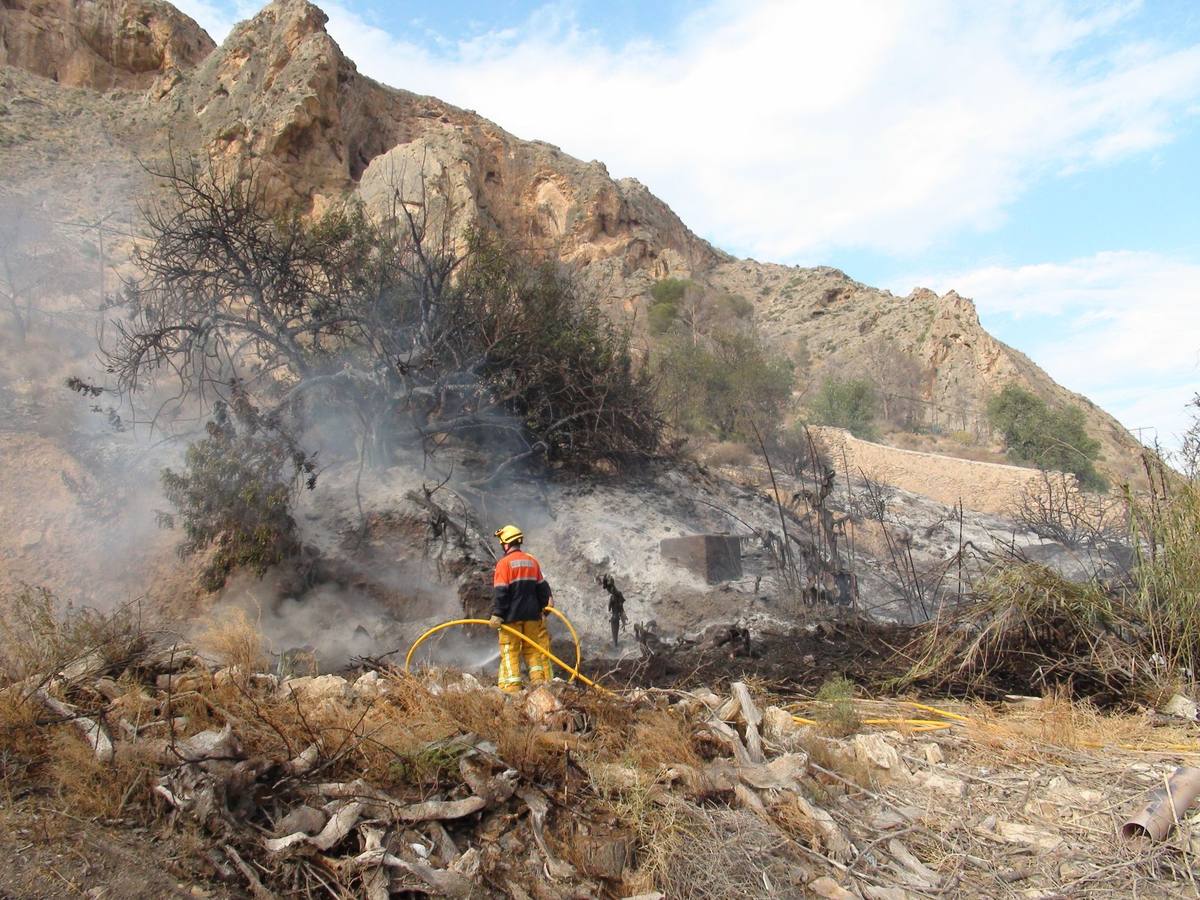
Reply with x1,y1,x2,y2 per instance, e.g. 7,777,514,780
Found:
489,524,554,693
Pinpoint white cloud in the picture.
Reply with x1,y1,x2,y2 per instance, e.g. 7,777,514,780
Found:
293,0,1200,262
171,0,237,42
171,0,258,43
913,251,1200,448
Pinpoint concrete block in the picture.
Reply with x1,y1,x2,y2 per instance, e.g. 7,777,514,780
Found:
660,535,742,583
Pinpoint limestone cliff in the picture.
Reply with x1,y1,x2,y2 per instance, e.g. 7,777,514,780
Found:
0,0,214,90
0,0,1147,484
147,0,720,276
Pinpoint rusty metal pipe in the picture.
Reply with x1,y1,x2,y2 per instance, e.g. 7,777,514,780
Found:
1121,766,1200,841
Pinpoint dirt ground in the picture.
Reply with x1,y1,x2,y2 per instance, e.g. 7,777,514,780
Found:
810,426,1045,516
0,799,228,899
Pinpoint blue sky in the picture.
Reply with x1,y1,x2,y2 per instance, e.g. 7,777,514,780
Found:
179,0,1200,452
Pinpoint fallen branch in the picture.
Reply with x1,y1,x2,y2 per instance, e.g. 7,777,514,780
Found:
34,689,113,763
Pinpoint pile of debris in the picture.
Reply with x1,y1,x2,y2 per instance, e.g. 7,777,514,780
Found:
894,562,1155,704
2,628,1199,898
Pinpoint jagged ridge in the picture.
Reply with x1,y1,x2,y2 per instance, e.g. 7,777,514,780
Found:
0,0,1146,482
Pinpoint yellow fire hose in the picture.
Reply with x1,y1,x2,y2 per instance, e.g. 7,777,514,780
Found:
792,700,970,731
404,607,614,695
544,606,581,676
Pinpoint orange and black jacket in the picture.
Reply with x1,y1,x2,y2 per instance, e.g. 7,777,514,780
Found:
492,549,552,622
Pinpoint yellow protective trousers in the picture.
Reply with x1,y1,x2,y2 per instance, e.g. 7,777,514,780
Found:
497,618,553,692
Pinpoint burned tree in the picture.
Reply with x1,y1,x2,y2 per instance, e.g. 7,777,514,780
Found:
105,158,662,474
102,158,661,587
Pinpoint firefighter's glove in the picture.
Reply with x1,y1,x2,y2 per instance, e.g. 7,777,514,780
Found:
488,615,503,629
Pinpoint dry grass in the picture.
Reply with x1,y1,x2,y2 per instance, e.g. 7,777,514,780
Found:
771,792,828,845
0,688,43,802
965,692,1200,760
1,687,157,820
42,730,158,819
5,597,1198,898
0,587,151,685
616,789,805,898
626,709,703,771
887,428,1010,465
0,588,161,812
812,675,862,736
196,606,268,673
895,562,1151,703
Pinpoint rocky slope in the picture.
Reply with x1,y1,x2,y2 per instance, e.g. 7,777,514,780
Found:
4,0,716,272
707,262,1146,485
0,0,1146,485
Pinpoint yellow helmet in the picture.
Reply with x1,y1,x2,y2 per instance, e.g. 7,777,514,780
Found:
495,524,524,546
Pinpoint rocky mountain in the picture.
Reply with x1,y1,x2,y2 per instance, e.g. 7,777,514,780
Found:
0,0,1151,481
0,0,1147,486
2,0,717,270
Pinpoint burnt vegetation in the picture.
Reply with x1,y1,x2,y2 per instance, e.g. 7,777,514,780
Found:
106,158,661,474
100,158,661,585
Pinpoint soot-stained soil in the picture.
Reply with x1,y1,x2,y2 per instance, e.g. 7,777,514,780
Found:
591,618,914,692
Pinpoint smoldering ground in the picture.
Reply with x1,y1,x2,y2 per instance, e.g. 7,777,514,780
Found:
1,175,693,672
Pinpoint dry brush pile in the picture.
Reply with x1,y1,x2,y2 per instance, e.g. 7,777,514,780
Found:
892,563,1152,705
891,458,1200,709
2,594,1199,898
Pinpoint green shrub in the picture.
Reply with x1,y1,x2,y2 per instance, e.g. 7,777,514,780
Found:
986,385,1106,491
650,278,691,306
646,281,752,336
949,429,975,446
648,299,679,334
159,385,317,590
449,234,663,465
717,292,754,320
1131,477,1200,683
809,377,878,440
657,330,793,440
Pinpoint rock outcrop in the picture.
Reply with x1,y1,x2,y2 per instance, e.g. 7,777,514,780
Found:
146,0,719,273
0,0,1146,482
707,262,1146,484
0,0,215,90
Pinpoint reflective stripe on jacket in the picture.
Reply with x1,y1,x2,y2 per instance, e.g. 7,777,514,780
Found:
492,549,551,622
